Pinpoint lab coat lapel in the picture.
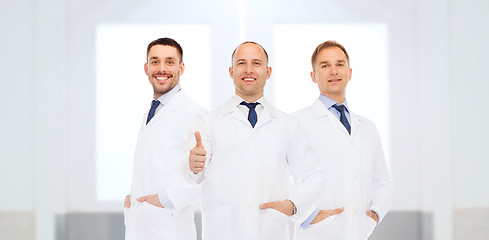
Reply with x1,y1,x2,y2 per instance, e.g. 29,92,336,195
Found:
254,99,274,130
222,97,251,127
224,96,275,129
231,109,251,127
311,99,351,136
144,90,184,128
349,113,362,137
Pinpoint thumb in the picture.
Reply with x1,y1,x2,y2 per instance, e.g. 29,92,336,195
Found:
136,196,145,202
194,131,203,147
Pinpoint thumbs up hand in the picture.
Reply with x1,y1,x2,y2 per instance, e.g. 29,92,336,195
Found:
189,131,207,174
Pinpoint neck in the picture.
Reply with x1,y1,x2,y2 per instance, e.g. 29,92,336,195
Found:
236,91,263,103
324,93,345,105
153,93,163,99
153,85,178,100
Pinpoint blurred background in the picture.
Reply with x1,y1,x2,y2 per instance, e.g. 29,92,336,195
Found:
1,0,488,239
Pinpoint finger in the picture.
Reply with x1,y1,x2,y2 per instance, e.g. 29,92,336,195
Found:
136,197,145,202
335,207,345,214
195,131,203,147
191,148,207,156
192,166,203,173
191,155,206,162
195,161,205,167
259,201,275,209
190,160,205,169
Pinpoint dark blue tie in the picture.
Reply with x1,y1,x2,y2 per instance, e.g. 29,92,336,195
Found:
333,104,351,134
240,101,259,128
146,100,160,124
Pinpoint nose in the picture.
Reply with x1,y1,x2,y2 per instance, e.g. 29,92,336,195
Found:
245,63,253,74
158,63,168,73
330,66,338,75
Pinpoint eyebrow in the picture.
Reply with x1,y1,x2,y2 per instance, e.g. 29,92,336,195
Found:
236,58,263,62
318,59,346,64
149,56,176,60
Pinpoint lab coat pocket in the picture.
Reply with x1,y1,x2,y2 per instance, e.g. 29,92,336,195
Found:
123,207,130,226
124,202,141,229
141,202,175,236
262,209,290,240
296,214,341,240
202,206,231,240
309,214,337,229
363,214,377,239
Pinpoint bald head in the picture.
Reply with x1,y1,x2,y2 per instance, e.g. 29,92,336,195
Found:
231,41,269,66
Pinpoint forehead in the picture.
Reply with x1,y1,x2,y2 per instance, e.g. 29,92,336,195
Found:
317,47,347,62
233,43,267,61
148,45,179,59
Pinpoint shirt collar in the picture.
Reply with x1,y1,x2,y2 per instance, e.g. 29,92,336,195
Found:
318,94,350,113
231,94,265,107
155,84,181,106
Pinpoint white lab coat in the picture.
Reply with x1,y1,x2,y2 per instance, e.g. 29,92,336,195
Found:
125,90,204,240
184,95,326,240
292,99,393,240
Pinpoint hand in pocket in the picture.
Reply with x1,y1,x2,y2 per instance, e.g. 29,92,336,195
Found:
311,207,344,224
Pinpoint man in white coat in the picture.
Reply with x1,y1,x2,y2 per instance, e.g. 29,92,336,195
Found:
186,42,326,240
124,38,204,240
293,40,393,240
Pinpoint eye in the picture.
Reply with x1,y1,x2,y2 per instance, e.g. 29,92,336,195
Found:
338,63,344,67
237,62,244,65
167,61,174,65
254,62,261,66
321,64,328,68
151,60,159,64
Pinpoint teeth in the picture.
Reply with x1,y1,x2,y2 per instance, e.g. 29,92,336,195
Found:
243,78,255,81
156,76,169,80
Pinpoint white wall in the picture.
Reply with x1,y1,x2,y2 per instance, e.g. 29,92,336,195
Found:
1,0,489,239
451,0,489,209
0,0,35,212
417,0,453,238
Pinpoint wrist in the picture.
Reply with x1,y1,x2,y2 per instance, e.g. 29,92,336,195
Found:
287,199,297,216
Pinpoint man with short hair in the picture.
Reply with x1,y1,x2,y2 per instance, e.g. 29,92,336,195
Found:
124,37,204,240
293,40,393,240
186,41,325,240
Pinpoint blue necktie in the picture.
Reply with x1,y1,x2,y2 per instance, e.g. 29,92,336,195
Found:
146,100,160,124
240,101,259,128
333,104,351,134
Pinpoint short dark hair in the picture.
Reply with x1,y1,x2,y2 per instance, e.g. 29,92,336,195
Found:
146,37,183,63
231,41,269,65
311,40,350,70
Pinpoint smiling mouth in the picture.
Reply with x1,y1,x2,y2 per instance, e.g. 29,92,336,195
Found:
242,77,256,82
155,76,170,81
328,78,341,83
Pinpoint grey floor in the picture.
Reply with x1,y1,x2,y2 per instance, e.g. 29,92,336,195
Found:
54,211,426,240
